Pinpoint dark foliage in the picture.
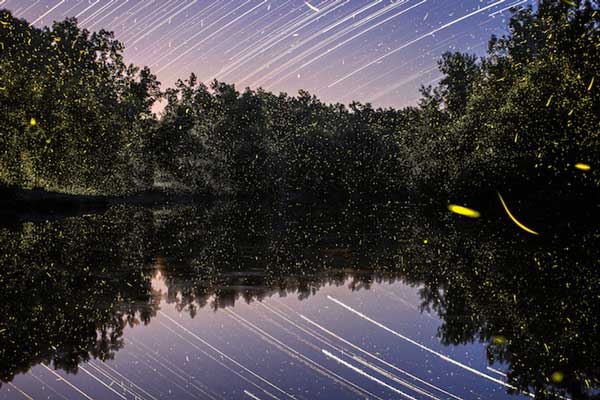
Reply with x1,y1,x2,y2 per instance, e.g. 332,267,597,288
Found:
2,1,597,202
1,201,598,398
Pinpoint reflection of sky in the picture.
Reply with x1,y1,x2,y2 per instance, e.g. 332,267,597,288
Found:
2,277,529,400
1,0,534,108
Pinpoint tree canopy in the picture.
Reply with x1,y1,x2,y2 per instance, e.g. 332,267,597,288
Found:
1,1,598,205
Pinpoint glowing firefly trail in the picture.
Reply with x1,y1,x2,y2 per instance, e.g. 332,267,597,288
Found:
497,192,539,235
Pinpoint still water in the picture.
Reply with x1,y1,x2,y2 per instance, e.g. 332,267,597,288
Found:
0,201,598,399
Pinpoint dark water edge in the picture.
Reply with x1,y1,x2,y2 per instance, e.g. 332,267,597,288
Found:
0,199,598,399
0,186,199,225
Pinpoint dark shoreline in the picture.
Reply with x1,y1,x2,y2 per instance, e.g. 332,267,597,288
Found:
0,186,197,224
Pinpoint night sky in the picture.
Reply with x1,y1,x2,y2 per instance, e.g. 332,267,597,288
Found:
1,0,532,108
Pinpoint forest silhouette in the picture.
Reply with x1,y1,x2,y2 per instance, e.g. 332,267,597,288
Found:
1,1,597,205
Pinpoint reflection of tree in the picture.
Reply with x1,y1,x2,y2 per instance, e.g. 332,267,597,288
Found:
157,201,600,399
398,216,600,400
1,201,598,399
0,207,158,385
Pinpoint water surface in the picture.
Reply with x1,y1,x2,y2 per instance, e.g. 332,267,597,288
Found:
1,201,597,399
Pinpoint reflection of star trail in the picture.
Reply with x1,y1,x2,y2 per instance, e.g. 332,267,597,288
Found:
41,363,97,400
78,365,129,400
226,308,385,400
326,295,530,394
158,311,296,400
322,350,418,400
5,0,523,107
6,383,34,400
261,301,450,400
28,372,71,400
264,300,463,400
88,361,158,400
157,321,285,400
244,390,264,400
130,339,221,400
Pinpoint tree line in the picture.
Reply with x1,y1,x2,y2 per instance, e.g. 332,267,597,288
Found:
1,1,598,201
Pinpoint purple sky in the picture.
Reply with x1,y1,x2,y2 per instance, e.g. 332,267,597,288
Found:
1,0,532,107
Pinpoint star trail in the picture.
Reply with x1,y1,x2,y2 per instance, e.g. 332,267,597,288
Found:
1,0,533,107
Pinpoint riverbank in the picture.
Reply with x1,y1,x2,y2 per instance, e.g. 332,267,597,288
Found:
0,186,197,224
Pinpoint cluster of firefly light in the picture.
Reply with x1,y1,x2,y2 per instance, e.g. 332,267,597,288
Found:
448,162,592,235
